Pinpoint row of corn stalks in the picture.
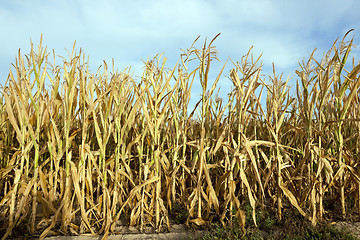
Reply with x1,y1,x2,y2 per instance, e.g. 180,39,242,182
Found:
1,31,360,239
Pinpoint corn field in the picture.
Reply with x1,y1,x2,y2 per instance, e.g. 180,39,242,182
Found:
1,31,360,239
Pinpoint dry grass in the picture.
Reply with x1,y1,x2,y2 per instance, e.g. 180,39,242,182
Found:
1,30,360,239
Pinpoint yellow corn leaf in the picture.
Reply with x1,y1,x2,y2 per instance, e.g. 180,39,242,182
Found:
2,178,35,240
92,110,105,158
38,168,49,199
235,209,246,234
4,94,22,140
279,183,306,217
116,176,160,219
242,136,264,194
325,164,344,191
0,165,17,181
190,217,207,226
317,157,334,183
69,161,95,235
129,201,141,226
240,167,257,226
215,171,230,194
39,200,65,240
203,160,219,212
211,127,226,156
345,165,360,182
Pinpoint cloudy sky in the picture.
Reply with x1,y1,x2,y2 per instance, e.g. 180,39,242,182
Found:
1,0,359,102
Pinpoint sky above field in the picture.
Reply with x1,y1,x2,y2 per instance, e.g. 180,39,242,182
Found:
1,0,360,103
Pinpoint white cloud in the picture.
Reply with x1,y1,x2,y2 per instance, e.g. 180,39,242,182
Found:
1,0,359,96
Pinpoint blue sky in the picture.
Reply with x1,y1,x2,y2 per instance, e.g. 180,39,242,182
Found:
1,0,359,103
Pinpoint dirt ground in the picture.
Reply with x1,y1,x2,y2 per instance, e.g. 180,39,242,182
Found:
332,222,360,239
41,222,360,240
42,224,206,240
4,221,360,240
